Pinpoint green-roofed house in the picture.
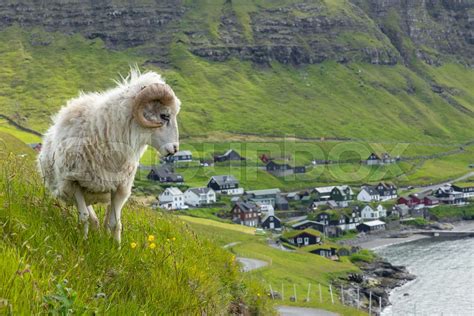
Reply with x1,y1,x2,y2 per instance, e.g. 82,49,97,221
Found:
282,229,322,247
452,182,474,199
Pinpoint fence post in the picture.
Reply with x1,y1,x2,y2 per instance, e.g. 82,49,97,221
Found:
369,291,372,316
269,284,274,300
379,296,382,315
294,284,297,301
357,287,360,309
319,283,322,303
329,284,334,304
306,283,311,302
282,283,284,301
341,285,344,305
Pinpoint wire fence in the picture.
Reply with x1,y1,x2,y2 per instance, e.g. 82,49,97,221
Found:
262,280,386,315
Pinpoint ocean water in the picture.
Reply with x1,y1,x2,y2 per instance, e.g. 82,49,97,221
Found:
376,237,474,316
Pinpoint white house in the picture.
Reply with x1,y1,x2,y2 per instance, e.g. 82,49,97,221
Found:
159,187,185,210
357,187,380,202
258,204,275,216
361,205,387,220
376,204,387,218
184,187,216,207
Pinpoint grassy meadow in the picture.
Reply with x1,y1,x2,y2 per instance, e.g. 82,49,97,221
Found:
184,217,367,315
0,26,473,144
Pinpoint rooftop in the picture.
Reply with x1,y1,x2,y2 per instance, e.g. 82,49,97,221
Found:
283,228,322,239
163,187,183,196
246,188,281,196
209,175,239,185
359,220,385,227
187,187,213,195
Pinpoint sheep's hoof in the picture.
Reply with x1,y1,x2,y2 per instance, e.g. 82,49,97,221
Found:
90,217,100,230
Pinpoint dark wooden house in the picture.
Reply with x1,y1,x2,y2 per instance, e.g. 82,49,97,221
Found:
283,229,322,247
266,161,306,177
291,220,326,233
214,149,245,162
260,214,282,231
207,175,243,195
356,220,386,233
310,247,337,258
147,166,184,183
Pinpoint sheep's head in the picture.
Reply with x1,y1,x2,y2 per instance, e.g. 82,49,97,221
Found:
133,83,180,156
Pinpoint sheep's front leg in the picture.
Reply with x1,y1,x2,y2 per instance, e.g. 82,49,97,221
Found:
74,188,90,239
105,185,130,244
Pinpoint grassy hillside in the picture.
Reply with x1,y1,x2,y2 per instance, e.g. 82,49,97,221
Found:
0,26,473,143
183,216,366,315
0,132,273,315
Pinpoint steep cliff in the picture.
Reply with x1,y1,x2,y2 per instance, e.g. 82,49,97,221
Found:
0,0,471,66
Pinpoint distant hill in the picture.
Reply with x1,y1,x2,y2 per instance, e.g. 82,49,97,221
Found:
0,0,473,142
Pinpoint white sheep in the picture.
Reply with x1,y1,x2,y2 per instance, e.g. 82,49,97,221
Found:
38,68,181,243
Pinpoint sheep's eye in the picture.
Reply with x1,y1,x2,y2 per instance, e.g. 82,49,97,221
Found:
160,114,170,122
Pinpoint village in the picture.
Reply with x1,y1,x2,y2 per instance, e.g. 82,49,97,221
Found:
140,148,474,260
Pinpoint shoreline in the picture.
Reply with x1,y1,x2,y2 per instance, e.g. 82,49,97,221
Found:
343,220,474,250
356,234,430,250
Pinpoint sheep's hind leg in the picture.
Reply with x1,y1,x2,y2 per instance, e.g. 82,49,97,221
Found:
74,188,89,239
87,205,100,230
104,204,115,233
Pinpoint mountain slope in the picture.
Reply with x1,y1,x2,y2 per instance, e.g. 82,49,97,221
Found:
0,0,472,142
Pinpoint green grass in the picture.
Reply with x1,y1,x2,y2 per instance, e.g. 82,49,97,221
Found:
0,131,36,156
0,120,42,143
429,204,474,221
0,134,274,315
178,206,231,222
0,26,473,144
349,249,377,263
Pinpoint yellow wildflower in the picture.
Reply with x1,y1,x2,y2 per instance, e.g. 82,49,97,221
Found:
147,235,155,242
130,242,137,249
166,238,170,242
149,243,156,249
171,237,176,241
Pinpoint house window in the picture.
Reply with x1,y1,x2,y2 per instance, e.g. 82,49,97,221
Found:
297,238,302,244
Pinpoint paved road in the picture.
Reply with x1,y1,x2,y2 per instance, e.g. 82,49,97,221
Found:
277,306,339,316
223,241,241,249
236,257,268,272
223,242,268,272
415,171,474,194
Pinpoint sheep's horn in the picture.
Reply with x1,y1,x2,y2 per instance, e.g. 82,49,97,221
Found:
133,83,175,128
